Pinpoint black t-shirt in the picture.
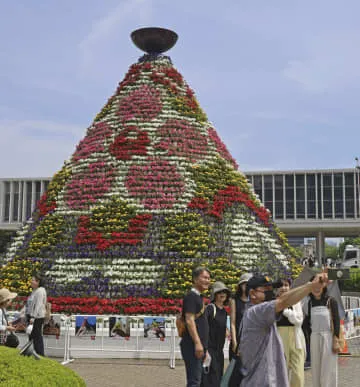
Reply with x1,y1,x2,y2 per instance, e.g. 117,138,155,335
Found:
277,306,294,327
182,290,209,349
206,303,227,350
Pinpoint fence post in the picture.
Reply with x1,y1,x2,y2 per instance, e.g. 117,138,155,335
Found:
169,316,176,369
61,315,74,365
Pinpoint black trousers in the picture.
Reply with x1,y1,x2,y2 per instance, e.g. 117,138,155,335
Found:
201,348,224,387
29,318,45,356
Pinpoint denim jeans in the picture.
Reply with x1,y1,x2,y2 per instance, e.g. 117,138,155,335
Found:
180,339,203,387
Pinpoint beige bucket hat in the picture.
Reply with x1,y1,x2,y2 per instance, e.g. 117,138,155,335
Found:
238,273,253,286
0,288,17,304
210,281,230,301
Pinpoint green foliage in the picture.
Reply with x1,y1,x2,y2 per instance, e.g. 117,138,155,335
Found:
0,230,16,254
0,346,85,386
342,268,360,292
325,243,338,259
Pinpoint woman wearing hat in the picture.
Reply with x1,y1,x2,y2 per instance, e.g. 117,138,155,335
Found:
201,281,231,387
0,288,17,345
229,273,252,360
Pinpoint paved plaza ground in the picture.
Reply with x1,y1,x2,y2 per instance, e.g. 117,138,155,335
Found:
68,356,360,387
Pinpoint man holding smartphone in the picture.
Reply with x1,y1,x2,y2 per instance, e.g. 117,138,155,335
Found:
239,272,328,387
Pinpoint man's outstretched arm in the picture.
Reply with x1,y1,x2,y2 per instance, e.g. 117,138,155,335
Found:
275,274,327,313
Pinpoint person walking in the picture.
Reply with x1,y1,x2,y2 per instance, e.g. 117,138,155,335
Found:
277,279,306,387
0,288,17,345
239,273,328,387
180,267,211,387
304,284,340,387
201,281,230,387
229,273,251,361
25,274,47,356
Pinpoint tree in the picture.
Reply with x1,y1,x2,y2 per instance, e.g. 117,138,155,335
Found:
325,243,338,260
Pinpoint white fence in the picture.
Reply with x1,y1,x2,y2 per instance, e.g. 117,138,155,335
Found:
7,297,360,366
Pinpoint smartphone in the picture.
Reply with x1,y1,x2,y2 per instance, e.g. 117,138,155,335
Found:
327,268,350,280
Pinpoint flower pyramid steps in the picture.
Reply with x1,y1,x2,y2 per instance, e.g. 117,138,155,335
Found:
1,28,295,309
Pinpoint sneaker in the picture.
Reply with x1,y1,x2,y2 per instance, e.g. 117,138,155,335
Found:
304,361,311,370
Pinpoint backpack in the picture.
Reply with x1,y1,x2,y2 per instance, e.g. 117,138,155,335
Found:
208,303,216,319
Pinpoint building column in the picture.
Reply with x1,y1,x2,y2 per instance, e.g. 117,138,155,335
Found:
316,231,325,266
9,181,14,223
31,181,36,217
0,181,4,223
22,181,27,222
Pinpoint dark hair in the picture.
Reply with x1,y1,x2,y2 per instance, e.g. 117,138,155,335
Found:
281,278,292,287
33,273,45,287
235,283,246,299
192,266,210,282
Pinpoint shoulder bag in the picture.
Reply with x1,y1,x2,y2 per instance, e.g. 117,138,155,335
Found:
176,303,205,338
1,309,20,348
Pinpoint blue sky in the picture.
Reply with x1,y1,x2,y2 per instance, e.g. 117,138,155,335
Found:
1,0,360,177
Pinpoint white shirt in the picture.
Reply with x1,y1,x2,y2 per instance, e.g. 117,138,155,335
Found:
282,302,306,350
28,287,47,319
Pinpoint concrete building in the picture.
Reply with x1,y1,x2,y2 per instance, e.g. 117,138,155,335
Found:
0,178,50,229
246,168,360,262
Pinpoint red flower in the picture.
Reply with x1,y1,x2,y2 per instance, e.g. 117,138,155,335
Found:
37,193,56,217
208,128,238,169
118,85,162,122
109,126,150,160
75,214,152,250
187,197,209,210
154,119,209,163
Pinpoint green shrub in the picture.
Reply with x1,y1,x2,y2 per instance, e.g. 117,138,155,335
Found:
342,268,360,292
0,346,85,386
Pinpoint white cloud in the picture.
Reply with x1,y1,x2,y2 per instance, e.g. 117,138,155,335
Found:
78,0,153,72
283,32,360,93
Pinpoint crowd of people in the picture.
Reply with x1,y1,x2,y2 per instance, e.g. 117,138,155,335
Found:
180,267,341,387
0,273,47,356
0,267,342,386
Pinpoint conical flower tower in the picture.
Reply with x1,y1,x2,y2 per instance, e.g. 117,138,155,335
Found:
1,28,296,304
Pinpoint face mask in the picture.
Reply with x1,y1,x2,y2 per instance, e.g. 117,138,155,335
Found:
264,290,275,301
